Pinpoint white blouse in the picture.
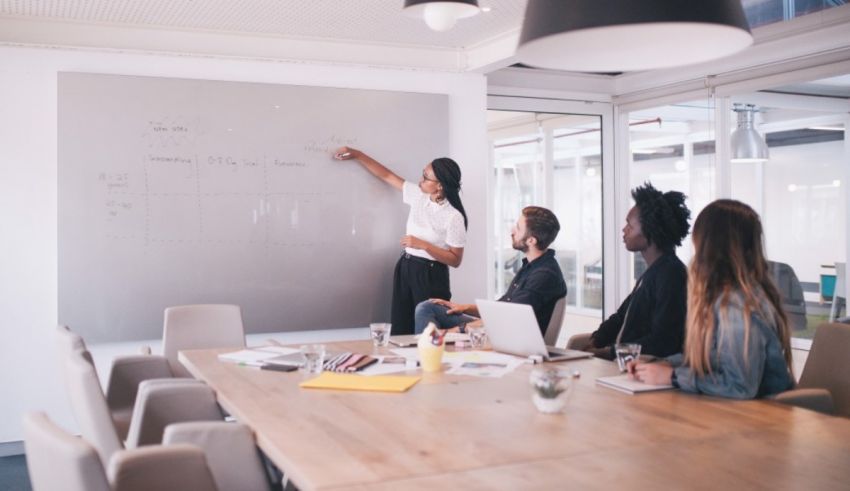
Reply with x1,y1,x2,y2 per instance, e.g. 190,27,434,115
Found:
402,181,466,261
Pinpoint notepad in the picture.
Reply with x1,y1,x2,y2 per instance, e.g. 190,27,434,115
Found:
299,372,421,393
596,374,674,395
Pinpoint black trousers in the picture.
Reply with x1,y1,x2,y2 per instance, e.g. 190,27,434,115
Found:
391,253,451,336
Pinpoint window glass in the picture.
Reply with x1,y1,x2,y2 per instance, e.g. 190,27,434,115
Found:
729,83,847,342
627,100,716,283
489,111,603,315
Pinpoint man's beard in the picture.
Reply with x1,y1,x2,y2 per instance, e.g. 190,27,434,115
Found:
511,234,529,253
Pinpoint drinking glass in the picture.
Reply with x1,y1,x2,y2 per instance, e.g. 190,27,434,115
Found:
300,344,326,375
529,367,575,414
467,325,487,350
615,343,642,373
370,322,392,348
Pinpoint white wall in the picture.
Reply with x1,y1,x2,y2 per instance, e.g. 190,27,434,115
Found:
0,45,488,442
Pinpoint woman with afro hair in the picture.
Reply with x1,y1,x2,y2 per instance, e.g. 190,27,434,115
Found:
586,182,691,359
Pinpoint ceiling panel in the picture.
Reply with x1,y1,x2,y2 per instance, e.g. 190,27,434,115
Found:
0,0,528,49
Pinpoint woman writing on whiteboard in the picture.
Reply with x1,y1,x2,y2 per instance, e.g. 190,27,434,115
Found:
334,147,468,335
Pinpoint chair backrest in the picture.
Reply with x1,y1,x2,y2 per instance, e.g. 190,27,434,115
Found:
56,325,86,356
799,322,850,418
23,412,111,491
836,262,846,298
163,304,246,377
543,297,567,347
65,349,124,465
767,261,807,330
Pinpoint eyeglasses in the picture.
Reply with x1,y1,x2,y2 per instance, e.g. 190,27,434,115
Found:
421,171,439,183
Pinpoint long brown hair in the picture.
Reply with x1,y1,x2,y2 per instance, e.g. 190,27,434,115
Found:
684,199,792,376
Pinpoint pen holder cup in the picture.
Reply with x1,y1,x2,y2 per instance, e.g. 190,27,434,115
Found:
418,343,445,373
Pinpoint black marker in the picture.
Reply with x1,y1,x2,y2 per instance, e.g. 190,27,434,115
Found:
260,363,299,372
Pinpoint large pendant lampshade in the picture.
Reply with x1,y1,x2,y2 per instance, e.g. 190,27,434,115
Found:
516,0,753,72
404,0,480,32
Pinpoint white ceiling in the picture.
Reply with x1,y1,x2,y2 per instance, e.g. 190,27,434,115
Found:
0,0,528,50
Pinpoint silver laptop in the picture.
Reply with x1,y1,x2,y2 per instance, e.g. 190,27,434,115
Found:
476,299,593,362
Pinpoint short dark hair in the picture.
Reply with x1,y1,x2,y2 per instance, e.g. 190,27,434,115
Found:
522,206,560,250
631,182,691,252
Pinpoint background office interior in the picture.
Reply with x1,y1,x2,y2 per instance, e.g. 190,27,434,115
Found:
1,0,849,456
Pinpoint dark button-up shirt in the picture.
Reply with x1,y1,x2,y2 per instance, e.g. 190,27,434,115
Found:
591,253,687,358
498,249,568,335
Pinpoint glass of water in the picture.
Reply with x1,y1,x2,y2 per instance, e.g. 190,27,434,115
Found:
300,344,326,376
370,322,392,349
466,325,487,350
614,343,641,373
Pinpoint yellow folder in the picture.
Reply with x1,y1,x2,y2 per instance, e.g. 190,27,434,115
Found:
299,372,421,393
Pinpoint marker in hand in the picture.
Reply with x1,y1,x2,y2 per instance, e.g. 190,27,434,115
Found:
334,151,352,159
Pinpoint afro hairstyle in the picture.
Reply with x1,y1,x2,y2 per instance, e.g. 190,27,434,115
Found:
631,182,691,252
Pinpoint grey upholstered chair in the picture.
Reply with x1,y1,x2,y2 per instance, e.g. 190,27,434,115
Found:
767,261,807,331
55,325,193,440
829,262,846,323
774,322,850,418
160,304,247,378
23,411,218,491
543,296,567,347
566,332,593,351
62,348,272,490
64,348,224,462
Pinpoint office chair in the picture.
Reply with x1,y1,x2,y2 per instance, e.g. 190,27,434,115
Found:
64,348,223,462
24,411,218,491
829,262,846,323
55,325,191,440
543,296,567,347
63,349,273,490
160,304,247,378
767,261,807,331
774,322,850,418
566,332,593,351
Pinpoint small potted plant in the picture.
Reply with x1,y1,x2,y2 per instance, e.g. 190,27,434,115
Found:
529,367,575,414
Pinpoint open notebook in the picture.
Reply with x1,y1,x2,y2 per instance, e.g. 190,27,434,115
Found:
596,374,674,395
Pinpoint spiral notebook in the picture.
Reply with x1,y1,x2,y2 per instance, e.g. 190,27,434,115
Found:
596,374,674,395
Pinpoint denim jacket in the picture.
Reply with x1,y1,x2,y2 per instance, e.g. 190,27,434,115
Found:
668,291,794,399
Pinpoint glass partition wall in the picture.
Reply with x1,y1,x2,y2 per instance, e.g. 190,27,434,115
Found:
728,83,848,344
488,106,609,341
621,73,849,349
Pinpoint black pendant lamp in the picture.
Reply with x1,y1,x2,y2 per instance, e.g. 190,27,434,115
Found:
516,0,753,72
404,0,480,31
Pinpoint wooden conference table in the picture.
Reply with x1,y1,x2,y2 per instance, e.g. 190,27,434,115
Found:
180,341,850,490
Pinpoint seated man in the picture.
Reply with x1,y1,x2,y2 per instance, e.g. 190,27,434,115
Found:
586,182,691,359
414,206,566,337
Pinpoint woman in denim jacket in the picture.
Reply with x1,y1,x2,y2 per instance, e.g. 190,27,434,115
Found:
630,199,794,399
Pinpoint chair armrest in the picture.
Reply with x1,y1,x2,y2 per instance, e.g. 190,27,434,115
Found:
108,444,217,491
125,382,224,448
164,422,272,491
106,355,175,413
772,388,835,415
566,333,593,351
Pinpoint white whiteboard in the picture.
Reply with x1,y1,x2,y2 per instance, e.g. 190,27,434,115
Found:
58,72,448,342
